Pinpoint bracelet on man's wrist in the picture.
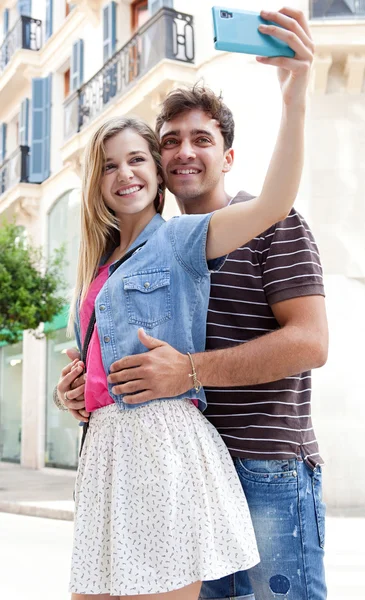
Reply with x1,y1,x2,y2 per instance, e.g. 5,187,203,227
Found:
187,352,202,394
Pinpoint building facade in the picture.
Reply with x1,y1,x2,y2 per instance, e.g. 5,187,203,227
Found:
0,0,364,509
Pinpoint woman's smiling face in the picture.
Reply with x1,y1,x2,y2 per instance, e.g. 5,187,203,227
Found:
101,128,162,218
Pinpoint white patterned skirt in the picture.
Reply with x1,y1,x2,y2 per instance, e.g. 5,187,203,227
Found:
69,399,259,596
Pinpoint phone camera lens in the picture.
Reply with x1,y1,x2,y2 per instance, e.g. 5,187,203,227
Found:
220,10,232,19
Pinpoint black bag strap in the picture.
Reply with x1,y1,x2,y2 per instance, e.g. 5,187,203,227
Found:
79,241,146,455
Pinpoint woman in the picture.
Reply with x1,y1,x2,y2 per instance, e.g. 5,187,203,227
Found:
63,114,302,599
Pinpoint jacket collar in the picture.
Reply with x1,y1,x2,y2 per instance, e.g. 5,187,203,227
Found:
101,213,165,269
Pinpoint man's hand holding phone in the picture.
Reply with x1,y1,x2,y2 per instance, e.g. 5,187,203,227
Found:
256,8,314,108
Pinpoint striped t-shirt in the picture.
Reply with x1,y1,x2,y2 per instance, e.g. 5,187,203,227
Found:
204,191,325,468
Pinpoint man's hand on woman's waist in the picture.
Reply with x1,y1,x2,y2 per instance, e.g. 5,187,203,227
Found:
107,328,192,404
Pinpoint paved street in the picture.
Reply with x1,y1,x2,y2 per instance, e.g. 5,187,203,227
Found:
0,512,364,599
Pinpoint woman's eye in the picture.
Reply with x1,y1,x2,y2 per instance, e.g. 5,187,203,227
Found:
104,164,116,172
130,156,145,163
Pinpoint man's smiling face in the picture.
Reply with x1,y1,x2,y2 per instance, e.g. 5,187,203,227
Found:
159,109,233,208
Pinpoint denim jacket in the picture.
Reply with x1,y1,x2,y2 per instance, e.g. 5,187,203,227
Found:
74,212,223,412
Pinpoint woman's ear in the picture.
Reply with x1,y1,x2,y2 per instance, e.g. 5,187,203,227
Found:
157,174,163,185
223,148,234,173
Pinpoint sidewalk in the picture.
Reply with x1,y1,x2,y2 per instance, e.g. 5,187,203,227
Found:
1,460,365,521
0,461,75,520
1,462,365,597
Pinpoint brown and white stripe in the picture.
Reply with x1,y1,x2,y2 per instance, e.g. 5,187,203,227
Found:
204,192,325,468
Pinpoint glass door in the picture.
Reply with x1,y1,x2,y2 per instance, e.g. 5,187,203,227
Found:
0,342,23,462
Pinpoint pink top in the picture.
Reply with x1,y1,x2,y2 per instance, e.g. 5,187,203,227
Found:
80,264,114,412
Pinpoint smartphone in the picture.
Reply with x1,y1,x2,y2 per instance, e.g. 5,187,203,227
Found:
212,7,295,58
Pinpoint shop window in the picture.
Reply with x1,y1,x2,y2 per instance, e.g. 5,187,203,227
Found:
0,342,23,463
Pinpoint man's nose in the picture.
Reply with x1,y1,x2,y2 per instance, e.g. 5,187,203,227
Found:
174,141,196,161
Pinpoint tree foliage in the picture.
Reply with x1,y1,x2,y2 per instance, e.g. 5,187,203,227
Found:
0,221,67,345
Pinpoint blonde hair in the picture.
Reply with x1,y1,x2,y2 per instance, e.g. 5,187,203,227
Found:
68,116,165,336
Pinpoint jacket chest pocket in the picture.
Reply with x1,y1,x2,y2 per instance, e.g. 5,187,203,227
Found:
123,268,172,329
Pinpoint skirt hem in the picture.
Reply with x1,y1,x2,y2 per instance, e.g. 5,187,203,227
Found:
69,556,260,595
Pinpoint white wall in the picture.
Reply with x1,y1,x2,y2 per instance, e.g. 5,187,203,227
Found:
312,275,365,509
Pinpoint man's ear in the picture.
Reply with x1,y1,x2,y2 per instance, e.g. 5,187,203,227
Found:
223,148,234,173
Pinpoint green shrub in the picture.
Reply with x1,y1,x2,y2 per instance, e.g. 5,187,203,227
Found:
0,221,67,344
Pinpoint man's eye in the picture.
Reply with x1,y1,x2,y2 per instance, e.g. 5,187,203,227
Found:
163,139,178,146
196,137,211,144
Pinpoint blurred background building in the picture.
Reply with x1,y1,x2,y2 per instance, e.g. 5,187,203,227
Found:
0,0,364,511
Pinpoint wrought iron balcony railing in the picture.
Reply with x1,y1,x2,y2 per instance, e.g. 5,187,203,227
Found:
0,16,42,73
310,0,365,19
64,7,194,139
0,146,29,197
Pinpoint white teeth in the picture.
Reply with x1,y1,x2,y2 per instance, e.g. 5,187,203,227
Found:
116,186,141,196
175,169,199,175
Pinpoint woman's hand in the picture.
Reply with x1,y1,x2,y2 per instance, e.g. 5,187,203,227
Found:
57,357,89,422
257,8,314,108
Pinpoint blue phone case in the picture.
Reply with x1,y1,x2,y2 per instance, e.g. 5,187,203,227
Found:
212,7,295,58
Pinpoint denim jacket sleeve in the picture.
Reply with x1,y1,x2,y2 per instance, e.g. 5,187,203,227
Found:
169,213,225,279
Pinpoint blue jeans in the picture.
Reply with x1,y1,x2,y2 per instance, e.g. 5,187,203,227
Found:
200,458,326,600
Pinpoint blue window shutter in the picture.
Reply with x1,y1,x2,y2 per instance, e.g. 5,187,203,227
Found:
71,39,84,92
3,9,9,35
45,0,53,40
148,0,173,15
44,74,52,180
0,123,7,163
19,98,30,146
29,75,52,183
111,1,116,53
17,0,32,16
103,2,117,63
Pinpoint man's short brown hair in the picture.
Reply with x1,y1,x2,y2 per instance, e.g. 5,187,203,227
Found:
155,84,235,151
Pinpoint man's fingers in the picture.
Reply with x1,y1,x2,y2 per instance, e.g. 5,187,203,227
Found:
137,328,165,350
109,355,144,373
123,391,153,404
258,23,310,60
278,7,312,38
256,56,309,73
112,380,145,395
261,9,314,51
108,367,143,384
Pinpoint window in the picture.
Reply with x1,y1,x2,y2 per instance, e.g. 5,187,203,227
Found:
45,328,79,469
64,68,70,98
131,0,149,31
45,189,81,469
0,342,23,463
71,39,84,92
48,189,81,291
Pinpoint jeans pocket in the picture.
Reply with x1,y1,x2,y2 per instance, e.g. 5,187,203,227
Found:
235,458,299,484
312,467,326,548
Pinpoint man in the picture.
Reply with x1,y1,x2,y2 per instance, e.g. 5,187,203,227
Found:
58,8,328,600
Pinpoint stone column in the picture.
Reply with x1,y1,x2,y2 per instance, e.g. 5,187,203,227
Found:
20,332,47,469
15,197,47,469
